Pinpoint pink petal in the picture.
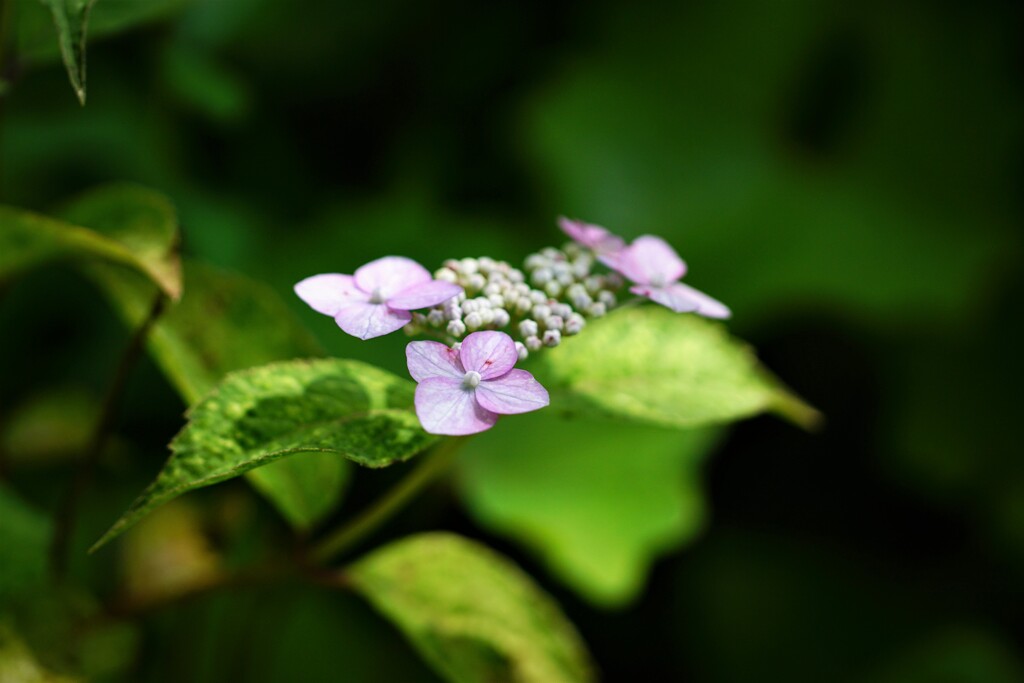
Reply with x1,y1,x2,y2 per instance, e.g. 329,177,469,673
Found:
458,331,518,379
354,256,432,299
388,280,463,311
294,274,368,316
334,302,411,340
631,282,731,318
414,377,498,435
558,217,626,255
616,235,686,286
474,369,550,415
406,341,464,382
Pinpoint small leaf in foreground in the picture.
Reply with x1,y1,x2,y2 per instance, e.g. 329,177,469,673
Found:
348,532,594,683
535,305,820,430
458,412,720,607
92,359,437,551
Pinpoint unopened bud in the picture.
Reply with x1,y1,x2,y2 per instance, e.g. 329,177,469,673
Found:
467,273,486,291
515,341,529,361
544,315,564,331
435,267,458,283
465,312,484,330
519,319,539,338
525,335,543,351
598,291,617,308
565,313,586,335
427,309,446,326
492,308,511,328
544,280,563,298
587,302,607,317
460,258,479,274
447,320,467,337
543,329,561,347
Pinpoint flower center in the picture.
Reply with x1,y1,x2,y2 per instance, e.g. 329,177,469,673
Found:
462,370,482,389
368,287,386,304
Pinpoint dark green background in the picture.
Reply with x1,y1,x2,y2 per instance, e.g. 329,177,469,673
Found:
1,0,1022,680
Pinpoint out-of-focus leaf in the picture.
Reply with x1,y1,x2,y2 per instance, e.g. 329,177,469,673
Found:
862,627,1024,683
536,306,819,430
0,184,181,299
34,0,97,103
245,453,350,532
348,532,594,683
0,387,97,465
0,622,78,683
0,486,51,608
92,359,436,551
87,260,346,530
458,412,720,607
120,500,222,605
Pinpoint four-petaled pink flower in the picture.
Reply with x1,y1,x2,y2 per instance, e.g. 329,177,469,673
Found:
558,217,626,266
615,235,731,319
295,256,462,340
407,331,549,435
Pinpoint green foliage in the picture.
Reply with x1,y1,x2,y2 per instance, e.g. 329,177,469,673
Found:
536,306,819,430
0,387,97,466
0,185,181,300
0,486,51,609
92,359,437,551
348,532,595,683
17,0,191,102
246,453,350,532
33,0,97,104
459,413,720,607
0,622,78,683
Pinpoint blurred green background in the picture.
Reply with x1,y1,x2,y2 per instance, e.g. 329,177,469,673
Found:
1,0,1022,680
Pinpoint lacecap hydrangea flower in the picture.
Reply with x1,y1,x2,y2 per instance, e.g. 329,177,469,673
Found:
294,256,462,339
406,331,549,435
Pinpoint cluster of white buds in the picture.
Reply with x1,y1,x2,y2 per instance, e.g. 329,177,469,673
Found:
403,246,623,360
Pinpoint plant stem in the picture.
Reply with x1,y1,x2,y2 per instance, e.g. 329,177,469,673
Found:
51,292,167,579
311,436,467,564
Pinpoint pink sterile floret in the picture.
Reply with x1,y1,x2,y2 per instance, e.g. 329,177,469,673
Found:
615,235,731,319
406,331,549,435
295,256,463,340
558,217,626,266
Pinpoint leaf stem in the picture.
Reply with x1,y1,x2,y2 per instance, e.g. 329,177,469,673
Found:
51,291,167,579
310,436,467,564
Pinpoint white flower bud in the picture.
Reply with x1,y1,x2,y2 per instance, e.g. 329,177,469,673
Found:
443,305,463,321
462,299,478,314
565,313,585,335
492,308,511,328
515,341,529,361
447,320,467,337
488,294,505,309
570,291,593,310
478,257,496,273
519,319,539,337
541,247,562,260
529,289,548,304
531,268,552,286
587,302,607,317
427,309,446,326
403,323,420,336
443,259,462,272
460,258,479,274
467,273,486,291
434,267,458,283
584,276,604,294
551,303,573,319
551,262,571,278
532,304,552,321
598,290,617,307
563,242,582,258
516,297,533,314
544,280,563,298
556,272,574,287
524,254,547,271
543,329,561,347
452,341,462,351
508,269,525,283
465,312,484,330
483,282,501,297
525,335,542,351
544,315,564,331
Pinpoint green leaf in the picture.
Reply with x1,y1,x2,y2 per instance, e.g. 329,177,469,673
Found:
458,412,720,607
0,184,181,299
35,0,96,103
0,621,79,683
535,306,820,430
0,486,51,609
87,260,345,530
348,533,594,683
91,359,437,551
245,453,350,532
